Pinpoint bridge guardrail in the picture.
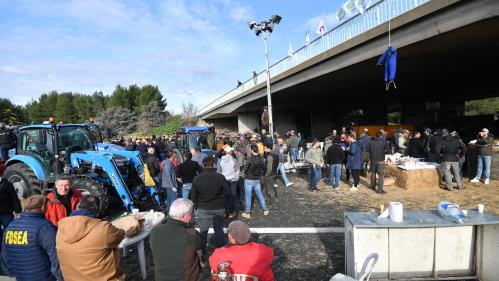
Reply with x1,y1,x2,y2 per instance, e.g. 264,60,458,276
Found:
199,0,430,116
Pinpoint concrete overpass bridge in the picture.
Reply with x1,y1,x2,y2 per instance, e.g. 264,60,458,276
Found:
199,0,499,139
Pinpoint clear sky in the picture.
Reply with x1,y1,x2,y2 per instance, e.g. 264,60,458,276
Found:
0,0,346,113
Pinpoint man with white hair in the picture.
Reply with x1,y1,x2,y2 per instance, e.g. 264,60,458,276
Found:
150,198,201,281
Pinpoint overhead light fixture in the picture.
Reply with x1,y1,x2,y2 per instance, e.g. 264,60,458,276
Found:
270,15,281,24
248,20,256,30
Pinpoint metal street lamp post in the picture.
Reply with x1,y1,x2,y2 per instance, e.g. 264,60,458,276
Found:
248,15,282,141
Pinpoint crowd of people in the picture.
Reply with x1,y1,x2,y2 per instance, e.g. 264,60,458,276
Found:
0,121,494,280
0,175,127,281
306,126,493,193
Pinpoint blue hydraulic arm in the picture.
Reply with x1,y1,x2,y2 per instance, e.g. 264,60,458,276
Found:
99,150,161,205
70,151,136,210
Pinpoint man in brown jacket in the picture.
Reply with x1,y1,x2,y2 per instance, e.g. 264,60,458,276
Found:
56,195,125,281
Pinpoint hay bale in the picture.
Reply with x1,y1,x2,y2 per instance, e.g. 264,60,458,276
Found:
384,176,396,186
385,164,440,191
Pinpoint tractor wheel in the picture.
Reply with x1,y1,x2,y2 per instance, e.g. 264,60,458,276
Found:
72,177,108,216
4,163,42,199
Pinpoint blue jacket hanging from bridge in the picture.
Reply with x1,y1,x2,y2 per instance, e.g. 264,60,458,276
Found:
377,46,397,91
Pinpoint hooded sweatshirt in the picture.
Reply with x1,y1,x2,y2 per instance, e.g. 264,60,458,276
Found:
56,213,125,281
217,155,239,181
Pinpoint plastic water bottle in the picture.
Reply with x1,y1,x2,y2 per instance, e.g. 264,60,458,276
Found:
438,201,464,224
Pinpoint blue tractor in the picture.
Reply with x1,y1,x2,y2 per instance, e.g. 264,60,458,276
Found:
3,123,161,214
175,126,217,162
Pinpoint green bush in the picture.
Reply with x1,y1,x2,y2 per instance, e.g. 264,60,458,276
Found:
150,116,182,136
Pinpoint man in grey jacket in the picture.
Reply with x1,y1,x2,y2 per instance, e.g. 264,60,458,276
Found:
287,131,301,163
217,147,239,217
305,139,324,191
162,151,180,213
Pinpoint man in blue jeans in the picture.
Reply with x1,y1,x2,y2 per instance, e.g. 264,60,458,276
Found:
470,128,494,185
177,152,201,199
161,152,180,213
305,139,324,191
325,142,345,189
241,145,269,219
273,138,294,187
287,131,301,163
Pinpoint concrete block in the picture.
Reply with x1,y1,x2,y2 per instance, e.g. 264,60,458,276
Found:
435,226,474,276
389,228,434,278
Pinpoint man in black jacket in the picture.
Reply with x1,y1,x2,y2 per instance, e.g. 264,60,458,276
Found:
263,145,279,203
0,178,22,242
150,198,202,281
241,145,268,219
144,147,160,188
177,152,201,199
325,142,345,189
0,123,14,161
408,131,425,159
436,129,467,191
368,132,390,194
190,156,229,255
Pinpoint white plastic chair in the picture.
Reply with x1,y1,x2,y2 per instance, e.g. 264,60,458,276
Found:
232,274,259,281
330,253,378,281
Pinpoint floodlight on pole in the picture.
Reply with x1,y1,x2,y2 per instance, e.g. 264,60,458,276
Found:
248,15,282,143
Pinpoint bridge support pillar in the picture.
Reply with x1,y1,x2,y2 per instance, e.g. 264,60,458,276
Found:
238,112,260,133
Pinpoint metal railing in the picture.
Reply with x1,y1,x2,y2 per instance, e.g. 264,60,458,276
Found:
199,0,430,115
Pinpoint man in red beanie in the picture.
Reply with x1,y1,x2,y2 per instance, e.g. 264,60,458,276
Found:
209,220,274,281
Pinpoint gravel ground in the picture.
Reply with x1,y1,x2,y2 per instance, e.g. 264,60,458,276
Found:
123,158,499,281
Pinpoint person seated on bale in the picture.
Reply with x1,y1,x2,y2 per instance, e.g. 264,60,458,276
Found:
209,220,274,281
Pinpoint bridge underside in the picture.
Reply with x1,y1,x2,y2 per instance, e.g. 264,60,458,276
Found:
205,12,499,139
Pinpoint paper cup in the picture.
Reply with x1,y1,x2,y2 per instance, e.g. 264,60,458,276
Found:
478,204,485,213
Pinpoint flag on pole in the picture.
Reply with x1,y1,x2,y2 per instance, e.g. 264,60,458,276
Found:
343,0,357,14
355,0,371,14
315,19,326,37
305,32,311,47
336,7,346,21
288,42,294,57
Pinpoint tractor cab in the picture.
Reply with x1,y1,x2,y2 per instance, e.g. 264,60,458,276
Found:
175,126,217,162
14,124,96,180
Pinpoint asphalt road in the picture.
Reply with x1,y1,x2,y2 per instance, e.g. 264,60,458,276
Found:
122,167,499,281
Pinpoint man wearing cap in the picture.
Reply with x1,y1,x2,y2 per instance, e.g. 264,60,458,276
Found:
56,195,125,281
470,128,494,185
209,220,274,281
1,195,64,281
217,146,239,217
